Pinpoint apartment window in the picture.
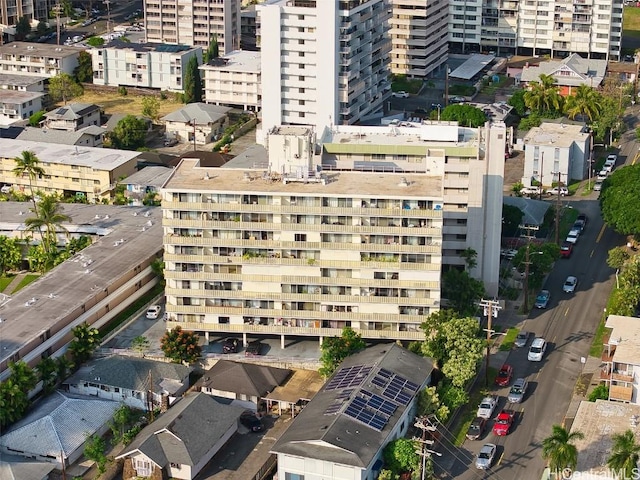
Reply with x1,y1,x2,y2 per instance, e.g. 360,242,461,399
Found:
299,52,305,57
299,88,305,93
299,112,305,118
298,15,304,20
135,460,152,477
299,76,304,81
298,27,304,32
285,474,305,480
298,39,305,45
299,100,305,106
295,234,307,242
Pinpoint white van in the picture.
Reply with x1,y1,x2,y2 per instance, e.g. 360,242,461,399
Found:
528,337,547,362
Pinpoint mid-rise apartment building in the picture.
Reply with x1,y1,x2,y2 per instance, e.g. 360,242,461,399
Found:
449,0,623,61
200,50,261,111
144,0,240,55
0,90,43,125
390,0,449,78
91,42,202,92
1,0,48,27
0,42,82,78
161,121,506,344
258,0,392,138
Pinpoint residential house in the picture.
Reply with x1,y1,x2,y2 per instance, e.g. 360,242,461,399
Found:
200,50,261,111
16,125,106,147
520,54,608,95
161,103,231,145
119,166,174,206
0,73,46,92
117,392,245,480
0,138,139,201
0,391,120,468
522,122,591,187
606,60,640,87
505,56,546,81
43,103,101,131
91,41,202,92
0,454,56,480
271,344,433,480
0,42,83,78
601,315,640,403
0,90,44,125
63,355,191,411
196,360,291,410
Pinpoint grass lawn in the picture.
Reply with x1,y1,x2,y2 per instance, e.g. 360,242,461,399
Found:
499,328,519,352
590,318,609,357
0,275,15,293
556,206,580,241
63,90,183,117
12,274,39,293
390,75,422,94
624,7,640,38
452,367,498,446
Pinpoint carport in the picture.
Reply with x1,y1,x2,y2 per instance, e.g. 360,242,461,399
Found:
263,369,324,418
449,54,496,80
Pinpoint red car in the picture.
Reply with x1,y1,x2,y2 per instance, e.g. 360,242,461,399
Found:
560,242,573,258
493,410,515,436
495,364,513,387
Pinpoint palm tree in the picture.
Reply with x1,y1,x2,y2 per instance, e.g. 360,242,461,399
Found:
608,429,640,479
564,84,603,122
35,357,58,393
524,73,563,115
54,355,74,382
12,150,45,215
542,424,585,475
25,195,71,258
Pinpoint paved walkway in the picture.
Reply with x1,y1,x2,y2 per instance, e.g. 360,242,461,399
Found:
2,272,30,296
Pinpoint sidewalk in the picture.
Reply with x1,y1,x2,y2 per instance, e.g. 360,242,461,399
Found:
2,272,29,296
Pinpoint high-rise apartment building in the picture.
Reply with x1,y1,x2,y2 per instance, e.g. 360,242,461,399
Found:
258,0,392,137
144,0,240,54
390,0,449,78
1,0,48,27
449,0,623,61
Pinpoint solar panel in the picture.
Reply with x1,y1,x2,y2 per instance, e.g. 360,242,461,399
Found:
336,389,354,400
378,368,394,378
324,403,342,415
372,376,387,388
325,365,372,391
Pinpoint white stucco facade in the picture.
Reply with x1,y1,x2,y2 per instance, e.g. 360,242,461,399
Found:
200,50,261,111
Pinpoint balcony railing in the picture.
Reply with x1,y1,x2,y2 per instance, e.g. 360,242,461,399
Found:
609,384,633,402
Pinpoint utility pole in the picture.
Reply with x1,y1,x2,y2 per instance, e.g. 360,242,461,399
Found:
552,171,565,244
519,224,540,313
53,2,62,46
104,0,112,35
539,151,544,201
479,298,501,386
147,370,155,422
413,416,441,480
444,65,449,107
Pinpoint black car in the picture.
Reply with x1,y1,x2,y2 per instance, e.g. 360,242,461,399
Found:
577,213,587,227
466,417,487,440
240,410,264,432
222,338,239,354
245,340,263,357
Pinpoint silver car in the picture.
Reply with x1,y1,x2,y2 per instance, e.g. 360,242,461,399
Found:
508,378,528,403
475,443,497,470
563,276,578,293
514,331,529,348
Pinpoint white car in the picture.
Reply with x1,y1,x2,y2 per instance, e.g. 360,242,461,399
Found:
392,91,410,98
548,186,568,196
520,186,542,196
594,180,603,192
563,275,578,293
528,337,547,362
476,396,498,419
565,228,580,244
146,305,162,319
476,443,497,470
597,170,608,180
0,185,11,194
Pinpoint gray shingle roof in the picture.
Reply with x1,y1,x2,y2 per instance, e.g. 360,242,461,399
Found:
0,454,56,480
44,103,100,120
16,125,105,145
0,391,120,461
117,392,245,467
197,360,291,397
63,356,191,394
271,344,433,468
520,54,607,87
161,103,231,124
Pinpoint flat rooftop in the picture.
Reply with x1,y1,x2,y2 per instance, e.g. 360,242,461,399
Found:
449,54,496,80
0,73,46,86
0,202,163,368
105,40,197,54
523,123,589,148
0,138,141,170
0,90,44,103
202,49,261,73
0,42,83,58
164,158,443,197
605,315,640,365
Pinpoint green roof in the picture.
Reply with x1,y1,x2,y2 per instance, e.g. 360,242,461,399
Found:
323,143,478,157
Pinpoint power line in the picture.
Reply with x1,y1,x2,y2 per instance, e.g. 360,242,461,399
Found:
479,298,501,386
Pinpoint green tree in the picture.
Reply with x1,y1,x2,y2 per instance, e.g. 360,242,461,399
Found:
35,356,58,393
587,384,609,402
420,309,459,368
440,317,483,388
319,327,366,377
508,89,527,116
563,84,602,122
54,356,74,382
141,96,160,122
151,258,165,286
28,110,46,127
203,36,219,63
48,72,83,105
183,56,203,104
108,114,147,150
160,326,202,364
608,246,631,269
36,20,48,35
74,50,94,82
608,429,640,479
0,235,22,274
460,247,477,271
15,16,31,40
383,438,420,475
84,434,108,474
601,165,640,235
109,405,137,442
542,424,584,475
524,74,563,115
9,361,37,392
26,244,49,273
440,104,487,127
69,323,101,365
86,36,105,47
502,204,524,237
441,269,484,316
131,335,150,356
13,150,45,215
0,379,29,427
25,195,71,258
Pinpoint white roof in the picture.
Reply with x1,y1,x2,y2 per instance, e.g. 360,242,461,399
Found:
449,54,496,80
605,315,640,365
200,49,261,73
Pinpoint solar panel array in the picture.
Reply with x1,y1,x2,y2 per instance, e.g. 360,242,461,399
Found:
324,389,354,415
382,375,420,406
324,365,373,391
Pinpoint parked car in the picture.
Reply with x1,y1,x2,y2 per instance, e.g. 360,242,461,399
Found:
534,290,551,309
520,186,542,196
577,213,587,227
547,186,568,196
500,248,518,260
476,396,498,419
514,331,530,348
475,443,497,470
495,364,513,387
565,228,580,244
594,180,603,192
1,185,12,194
245,340,263,357
597,170,608,181
222,338,239,354
573,219,585,233
560,242,573,258
508,378,529,403
239,410,264,432
528,337,547,362
563,275,578,293
164,137,178,147
146,305,161,319
392,91,410,98
493,410,515,436
450,96,466,103
466,417,487,440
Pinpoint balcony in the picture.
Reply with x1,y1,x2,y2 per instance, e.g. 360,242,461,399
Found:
609,384,633,403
